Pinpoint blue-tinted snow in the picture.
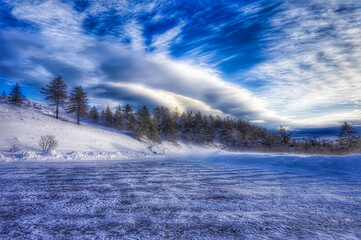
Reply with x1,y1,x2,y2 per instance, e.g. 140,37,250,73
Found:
0,156,360,239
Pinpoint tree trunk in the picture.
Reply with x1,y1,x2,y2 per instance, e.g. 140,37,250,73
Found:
77,109,80,125
56,101,59,119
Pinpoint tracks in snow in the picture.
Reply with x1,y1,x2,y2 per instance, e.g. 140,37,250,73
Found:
0,159,360,239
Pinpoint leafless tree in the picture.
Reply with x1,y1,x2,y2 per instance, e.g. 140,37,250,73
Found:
39,135,58,152
9,145,20,152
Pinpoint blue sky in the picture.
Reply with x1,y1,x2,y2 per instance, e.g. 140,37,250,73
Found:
1,0,361,129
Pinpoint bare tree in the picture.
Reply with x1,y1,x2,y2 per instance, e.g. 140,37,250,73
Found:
39,135,58,152
9,145,20,152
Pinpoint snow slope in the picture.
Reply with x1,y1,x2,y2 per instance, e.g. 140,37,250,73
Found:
0,102,218,161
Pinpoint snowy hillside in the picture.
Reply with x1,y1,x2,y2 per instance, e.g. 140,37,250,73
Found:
0,102,216,161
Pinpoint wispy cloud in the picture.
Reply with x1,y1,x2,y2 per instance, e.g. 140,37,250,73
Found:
1,0,360,128
241,0,361,126
0,0,285,126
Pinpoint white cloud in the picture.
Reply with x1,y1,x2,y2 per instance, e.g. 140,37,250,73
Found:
292,110,361,127
242,0,361,122
3,0,285,125
151,21,185,53
5,0,361,128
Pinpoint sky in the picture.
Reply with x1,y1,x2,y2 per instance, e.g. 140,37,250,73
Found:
1,0,361,129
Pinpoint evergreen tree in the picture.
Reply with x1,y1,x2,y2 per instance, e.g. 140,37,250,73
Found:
104,105,114,127
100,109,106,124
153,106,178,142
40,75,67,119
88,106,100,123
337,122,360,150
149,118,161,143
179,111,193,142
9,83,25,106
204,115,216,144
67,86,89,125
277,126,292,149
113,105,122,129
135,106,161,142
122,104,135,132
1,90,6,100
135,106,151,139
192,111,206,144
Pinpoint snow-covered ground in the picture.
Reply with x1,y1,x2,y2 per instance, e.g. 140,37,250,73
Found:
1,102,361,239
0,157,360,239
199,152,361,178
0,102,217,161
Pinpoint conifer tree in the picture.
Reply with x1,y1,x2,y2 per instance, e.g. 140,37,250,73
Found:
277,126,292,149
149,119,161,143
153,106,178,142
88,106,100,123
179,111,193,142
204,115,216,144
135,106,161,142
67,86,89,125
41,75,67,119
104,105,114,127
122,104,135,132
337,122,360,150
100,109,106,124
192,111,205,144
1,90,6,100
9,83,25,106
135,106,151,139
113,105,122,129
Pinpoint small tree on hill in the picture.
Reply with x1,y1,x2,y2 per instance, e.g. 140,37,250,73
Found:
122,104,136,132
9,83,25,105
88,106,99,123
67,86,89,125
114,105,122,129
1,90,6,100
41,75,67,119
337,122,360,151
104,105,114,127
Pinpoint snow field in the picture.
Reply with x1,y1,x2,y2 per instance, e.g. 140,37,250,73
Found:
0,159,360,239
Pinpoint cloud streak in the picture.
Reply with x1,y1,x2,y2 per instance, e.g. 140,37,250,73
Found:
0,0,360,128
240,0,361,126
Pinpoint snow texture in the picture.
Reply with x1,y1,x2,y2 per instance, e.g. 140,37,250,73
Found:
199,152,361,178
0,158,360,239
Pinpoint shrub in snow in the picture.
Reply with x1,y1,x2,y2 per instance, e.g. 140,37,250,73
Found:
39,135,58,152
9,145,20,153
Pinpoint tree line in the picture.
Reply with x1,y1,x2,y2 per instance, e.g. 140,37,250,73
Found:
2,77,361,155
